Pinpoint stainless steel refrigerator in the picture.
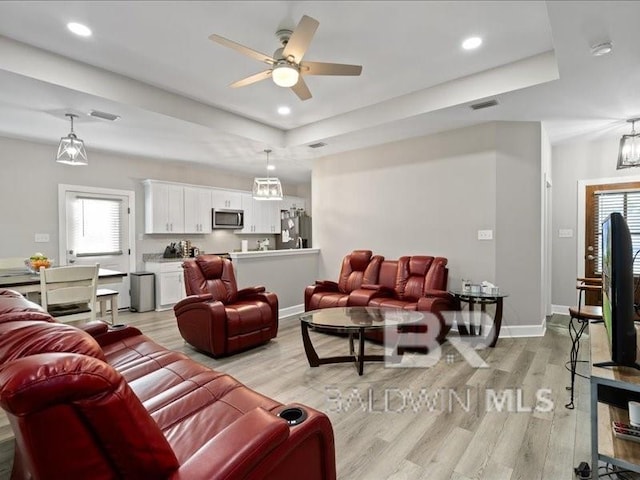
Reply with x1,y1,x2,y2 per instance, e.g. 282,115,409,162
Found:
276,210,312,249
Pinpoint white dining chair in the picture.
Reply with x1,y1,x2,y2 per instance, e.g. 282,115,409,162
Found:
39,264,99,323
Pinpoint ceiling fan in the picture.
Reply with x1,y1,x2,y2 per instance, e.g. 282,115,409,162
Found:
209,15,362,101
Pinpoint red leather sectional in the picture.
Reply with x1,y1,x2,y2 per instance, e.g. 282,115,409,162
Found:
0,289,336,480
305,250,457,343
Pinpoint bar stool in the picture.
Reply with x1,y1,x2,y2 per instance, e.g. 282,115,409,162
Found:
96,288,119,325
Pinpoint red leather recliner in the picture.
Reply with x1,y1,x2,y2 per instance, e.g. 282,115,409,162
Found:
174,255,278,357
304,250,384,311
0,288,336,480
360,256,454,344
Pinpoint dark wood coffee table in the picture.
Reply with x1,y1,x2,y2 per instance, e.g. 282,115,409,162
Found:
299,307,425,375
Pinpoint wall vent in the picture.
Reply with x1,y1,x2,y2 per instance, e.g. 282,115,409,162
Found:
308,142,327,149
89,110,121,121
470,99,499,110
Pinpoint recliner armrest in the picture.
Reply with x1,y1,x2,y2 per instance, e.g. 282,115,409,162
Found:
169,407,289,480
174,294,214,312
78,321,109,337
424,289,452,300
237,286,267,298
315,280,339,290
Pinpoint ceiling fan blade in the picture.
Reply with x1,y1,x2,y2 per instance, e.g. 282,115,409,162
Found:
209,34,275,65
291,77,312,101
282,15,319,63
229,70,272,88
301,61,363,76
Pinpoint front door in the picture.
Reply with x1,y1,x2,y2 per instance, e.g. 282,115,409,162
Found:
59,186,134,309
585,181,640,305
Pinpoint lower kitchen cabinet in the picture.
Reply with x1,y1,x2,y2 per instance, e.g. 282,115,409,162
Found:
145,261,186,310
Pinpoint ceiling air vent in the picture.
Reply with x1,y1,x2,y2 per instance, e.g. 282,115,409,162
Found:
470,99,499,111
308,142,327,149
89,110,120,121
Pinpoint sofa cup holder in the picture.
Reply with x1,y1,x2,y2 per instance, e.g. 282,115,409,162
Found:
109,324,127,330
278,406,308,426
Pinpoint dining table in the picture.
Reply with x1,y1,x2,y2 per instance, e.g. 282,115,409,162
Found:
0,267,127,295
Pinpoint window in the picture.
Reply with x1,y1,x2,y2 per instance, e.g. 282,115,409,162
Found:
69,196,122,256
594,189,640,275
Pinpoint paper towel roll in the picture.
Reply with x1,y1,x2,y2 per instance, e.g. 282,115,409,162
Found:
241,240,248,252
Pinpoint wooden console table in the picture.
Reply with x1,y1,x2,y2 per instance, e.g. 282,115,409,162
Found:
590,323,640,478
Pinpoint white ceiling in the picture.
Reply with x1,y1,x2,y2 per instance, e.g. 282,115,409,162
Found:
0,1,638,183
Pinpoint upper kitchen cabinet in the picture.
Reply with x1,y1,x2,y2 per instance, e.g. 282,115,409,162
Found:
144,180,185,234
184,186,212,234
236,193,280,234
211,189,242,210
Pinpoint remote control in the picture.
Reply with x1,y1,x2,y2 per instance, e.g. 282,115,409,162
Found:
613,424,640,443
613,421,640,432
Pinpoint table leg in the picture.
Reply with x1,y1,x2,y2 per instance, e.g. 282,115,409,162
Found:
488,298,503,348
357,328,365,376
349,332,355,355
301,321,320,367
469,300,476,336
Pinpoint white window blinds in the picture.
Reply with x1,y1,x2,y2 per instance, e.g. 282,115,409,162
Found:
595,190,640,275
70,196,123,256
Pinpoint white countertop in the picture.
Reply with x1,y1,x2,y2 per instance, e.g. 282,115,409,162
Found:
229,248,320,259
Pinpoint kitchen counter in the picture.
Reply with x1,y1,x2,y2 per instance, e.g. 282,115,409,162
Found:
230,248,320,316
229,248,319,260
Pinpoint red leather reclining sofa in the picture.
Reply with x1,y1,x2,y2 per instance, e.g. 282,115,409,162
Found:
0,289,336,480
305,250,457,344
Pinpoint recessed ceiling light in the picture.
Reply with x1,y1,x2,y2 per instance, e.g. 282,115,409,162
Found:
591,42,613,56
67,22,92,37
267,164,276,171
462,36,482,50
277,106,291,115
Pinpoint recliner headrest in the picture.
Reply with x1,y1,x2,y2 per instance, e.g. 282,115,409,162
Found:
195,255,225,279
408,256,434,276
349,250,373,271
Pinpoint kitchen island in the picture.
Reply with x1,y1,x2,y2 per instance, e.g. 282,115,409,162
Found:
229,248,319,317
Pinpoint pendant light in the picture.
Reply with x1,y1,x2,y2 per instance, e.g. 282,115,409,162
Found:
252,149,283,201
56,113,88,166
617,118,640,169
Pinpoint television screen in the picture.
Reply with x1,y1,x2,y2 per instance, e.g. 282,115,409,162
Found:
600,212,637,367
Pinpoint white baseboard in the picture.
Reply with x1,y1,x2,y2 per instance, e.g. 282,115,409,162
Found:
279,304,304,319
499,319,547,338
551,304,571,316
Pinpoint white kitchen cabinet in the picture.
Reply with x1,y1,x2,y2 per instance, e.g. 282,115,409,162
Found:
145,261,186,310
144,180,185,234
237,193,280,234
211,189,242,210
184,186,212,233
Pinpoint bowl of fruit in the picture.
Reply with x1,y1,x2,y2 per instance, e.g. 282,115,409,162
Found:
26,253,52,273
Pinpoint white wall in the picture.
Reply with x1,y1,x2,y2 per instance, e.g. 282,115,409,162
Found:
0,136,309,270
312,121,544,328
552,136,640,307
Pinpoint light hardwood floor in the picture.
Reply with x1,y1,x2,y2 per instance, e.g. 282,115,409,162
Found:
0,311,590,479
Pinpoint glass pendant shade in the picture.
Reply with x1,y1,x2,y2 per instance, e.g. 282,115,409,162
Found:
617,119,640,169
252,149,283,200
56,114,88,166
252,177,283,200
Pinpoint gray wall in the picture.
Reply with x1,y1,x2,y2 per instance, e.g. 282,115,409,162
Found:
551,136,640,307
312,121,544,328
0,135,309,270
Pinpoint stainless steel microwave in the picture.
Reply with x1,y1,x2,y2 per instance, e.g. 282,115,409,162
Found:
212,209,244,229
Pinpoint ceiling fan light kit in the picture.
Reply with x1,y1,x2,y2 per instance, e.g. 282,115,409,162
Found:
56,113,88,166
617,118,640,169
210,14,362,100
272,62,299,87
